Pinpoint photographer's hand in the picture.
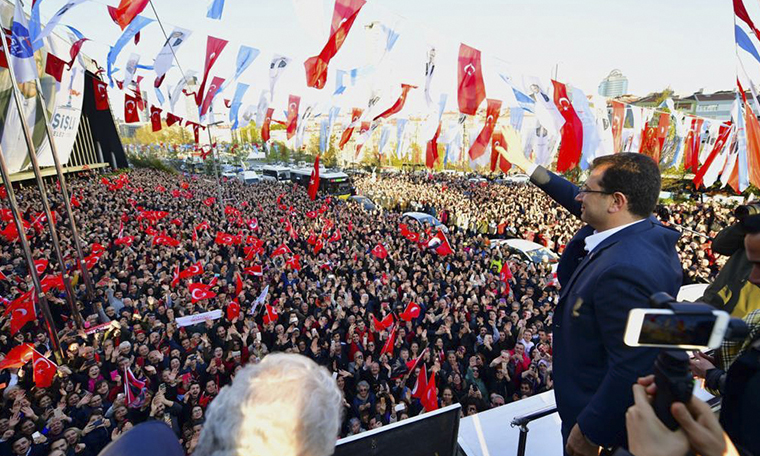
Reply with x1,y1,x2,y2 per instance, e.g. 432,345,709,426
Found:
672,394,737,456
625,381,689,456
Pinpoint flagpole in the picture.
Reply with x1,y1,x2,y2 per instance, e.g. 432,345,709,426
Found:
0,149,64,363
0,29,84,330
207,121,225,217
26,69,96,322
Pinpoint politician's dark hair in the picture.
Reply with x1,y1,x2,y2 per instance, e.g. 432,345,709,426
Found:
590,153,661,218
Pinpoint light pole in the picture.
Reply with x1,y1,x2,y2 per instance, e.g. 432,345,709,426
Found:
207,121,225,217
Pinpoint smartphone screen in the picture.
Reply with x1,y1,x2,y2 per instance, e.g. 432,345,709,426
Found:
638,313,717,346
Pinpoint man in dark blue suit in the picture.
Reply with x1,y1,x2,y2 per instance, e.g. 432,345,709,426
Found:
496,145,682,455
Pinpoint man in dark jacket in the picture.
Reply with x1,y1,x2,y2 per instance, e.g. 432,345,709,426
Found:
497,143,682,455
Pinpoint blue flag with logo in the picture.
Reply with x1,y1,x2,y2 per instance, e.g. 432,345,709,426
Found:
207,0,225,19
107,16,154,87
229,83,250,130
10,0,38,83
220,45,259,94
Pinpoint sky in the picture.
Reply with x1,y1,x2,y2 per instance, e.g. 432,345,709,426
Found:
32,0,743,121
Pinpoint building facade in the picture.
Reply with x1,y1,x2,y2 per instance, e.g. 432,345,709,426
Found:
598,70,629,98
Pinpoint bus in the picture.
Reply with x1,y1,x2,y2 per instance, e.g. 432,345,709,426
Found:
290,168,353,197
261,165,291,182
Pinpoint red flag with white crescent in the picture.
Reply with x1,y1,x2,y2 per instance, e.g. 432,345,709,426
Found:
32,350,58,388
426,122,442,169
150,105,162,132
286,95,300,140
611,101,625,153
304,0,366,89
491,130,512,174
457,43,486,116
93,79,109,111
261,107,274,142
308,155,320,201
468,98,502,161
374,84,416,121
188,282,216,303
200,76,225,118
124,94,139,123
339,108,363,149
195,36,229,106
552,80,584,173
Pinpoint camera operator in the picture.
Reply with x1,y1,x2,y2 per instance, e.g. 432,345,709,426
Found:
619,375,740,456
699,204,759,319
691,214,760,395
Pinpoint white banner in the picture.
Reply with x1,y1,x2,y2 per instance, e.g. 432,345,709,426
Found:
176,309,223,327
0,29,85,173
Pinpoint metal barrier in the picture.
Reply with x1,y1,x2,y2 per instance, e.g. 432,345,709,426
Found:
510,406,558,456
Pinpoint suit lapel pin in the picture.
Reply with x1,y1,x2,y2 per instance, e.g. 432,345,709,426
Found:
572,297,584,317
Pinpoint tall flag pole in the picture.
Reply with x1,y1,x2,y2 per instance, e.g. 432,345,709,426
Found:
0,28,84,331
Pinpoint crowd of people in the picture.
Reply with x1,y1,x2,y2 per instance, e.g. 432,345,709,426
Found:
0,167,736,455
356,172,735,285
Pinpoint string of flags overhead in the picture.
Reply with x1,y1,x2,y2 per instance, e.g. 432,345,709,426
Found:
5,0,760,192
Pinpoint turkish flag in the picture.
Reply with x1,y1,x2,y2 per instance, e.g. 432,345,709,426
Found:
188,283,216,303
611,101,625,153
285,254,301,271
0,344,34,370
227,300,241,321
234,273,243,297
32,350,57,388
124,94,139,123
215,232,236,245
339,108,363,149
34,259,48,275
68,38,88,69
263,304,279,325
374,84,416,121
200,76,225,118
45,53,66,83
111,0,149,30
188,121,205,144
166,112,182,127
552,80,584,173
429,229,453,256
308,155,320,200
380,324,397,356
491,131,512,174
650,112,671,164
8,293,36,334
422,370,439,411
93,78,109,110
412,364,428,399
179,261,204,279
152,235,180,247
457,43,486,115
373,313,394,331
399,302,421,321
150,106,162,132
683,118,702,172
304,0,366,89
286,95,300,140
469,98,502,161
261,108,274,142
328,228,342,243
114,236,134,246
640,124,658,156
371,243,388,259
195,36,229,106
243,264,263,276
500,262,513,283
314,238,324,255
271,243,292,257
426,122,442,169
354,121,371,157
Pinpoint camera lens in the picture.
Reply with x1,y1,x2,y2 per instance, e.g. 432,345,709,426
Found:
735,203,760,219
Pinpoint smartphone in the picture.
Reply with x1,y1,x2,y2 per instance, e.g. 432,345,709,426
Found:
91,419,104,427
624,308,730,350
256,332,262,342
394,403,406,412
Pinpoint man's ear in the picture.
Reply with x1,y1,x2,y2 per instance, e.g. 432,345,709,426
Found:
609,192,629,214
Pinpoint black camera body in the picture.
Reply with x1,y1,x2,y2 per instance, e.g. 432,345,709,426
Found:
643,293,749,430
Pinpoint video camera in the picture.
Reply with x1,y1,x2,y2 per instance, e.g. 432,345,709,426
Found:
623,293,749,430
